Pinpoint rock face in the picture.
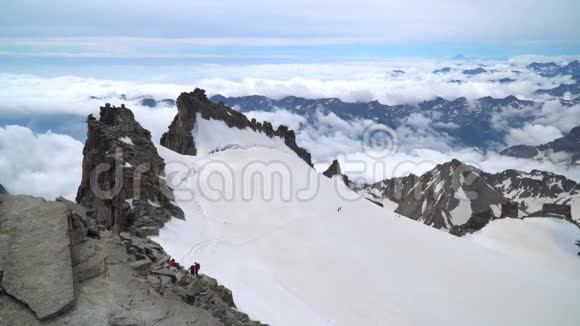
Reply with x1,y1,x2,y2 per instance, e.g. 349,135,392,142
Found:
161,88,313,167
322,159,351,186
0,196,74,320
1,192,265,325
393,160,507,231
481,169,580,220
538,204,572,219
500,202,519,218
0,184,7,194
76,104,183,236
356,159,580,234
501,125,580,165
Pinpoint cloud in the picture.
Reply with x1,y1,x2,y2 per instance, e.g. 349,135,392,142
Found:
2,0,580,46
532,100,580,134
245,109,307,131
2,58,580,200
0,125,83,200
504,124,564,146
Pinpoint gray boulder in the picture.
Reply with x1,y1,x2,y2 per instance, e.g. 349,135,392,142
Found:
0,196,75,320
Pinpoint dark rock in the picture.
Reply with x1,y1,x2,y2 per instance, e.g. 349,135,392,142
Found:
433,67,451,74
463,67,487,75
450,209,494,236
75,104,184,236
540,203,572,219
500,202,519,218
0,184,7,194
393,159,507,231
161,88,313,167
322,159,351,185
497,78,516,84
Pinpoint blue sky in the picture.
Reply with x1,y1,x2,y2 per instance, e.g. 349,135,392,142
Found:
1,0,579,63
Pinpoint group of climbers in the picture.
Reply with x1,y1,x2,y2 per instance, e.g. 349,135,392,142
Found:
168,258,201,275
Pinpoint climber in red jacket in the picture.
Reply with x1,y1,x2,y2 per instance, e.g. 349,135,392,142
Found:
194,262,200,276
169,259,176,267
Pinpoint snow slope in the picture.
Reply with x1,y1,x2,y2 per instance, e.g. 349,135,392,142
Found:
192,112,292,155
465,217,580,280
151,118,580,326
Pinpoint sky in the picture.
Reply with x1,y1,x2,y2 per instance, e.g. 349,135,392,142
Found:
1,0,580,62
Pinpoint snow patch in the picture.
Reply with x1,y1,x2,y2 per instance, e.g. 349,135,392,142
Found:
119,136,134,145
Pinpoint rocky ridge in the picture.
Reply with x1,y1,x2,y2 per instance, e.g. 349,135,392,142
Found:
354,159,580,235
0,101,266,325
161,88,313,166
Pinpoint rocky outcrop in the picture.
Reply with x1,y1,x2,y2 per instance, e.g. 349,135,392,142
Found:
323,159,351,186
500,202,519,218
0,196,74,320
0,184,7,194
161,88,313,166
1,102,268,325
76,103,183,236
528,203,573,220
0,194,266,326
119,232,266,326
449,209,495,236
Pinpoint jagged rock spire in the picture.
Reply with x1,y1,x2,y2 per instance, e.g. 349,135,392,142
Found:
76,103,183,235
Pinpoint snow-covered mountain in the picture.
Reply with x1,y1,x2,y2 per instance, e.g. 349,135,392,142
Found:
527,60,580,79
501,125,580,165
357,159,509,233
146,89,580,326
355,159,580,234
482,169,580,219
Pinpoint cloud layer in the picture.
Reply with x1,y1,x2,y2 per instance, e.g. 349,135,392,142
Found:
0,125,83,199
1,57,580,199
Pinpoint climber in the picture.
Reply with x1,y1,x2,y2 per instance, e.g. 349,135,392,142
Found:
169,258,176,267
194,262,201,276
189,264,196,275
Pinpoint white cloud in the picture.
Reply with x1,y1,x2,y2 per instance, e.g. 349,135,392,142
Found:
1,59,580,199
504,124,564,146
532,100,580,134
245,109,307,131
0,125,83,199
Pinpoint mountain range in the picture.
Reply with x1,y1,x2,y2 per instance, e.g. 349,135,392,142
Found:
2,88,579,326
349,158,580,235
209,93,580,150
502,126,580,165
